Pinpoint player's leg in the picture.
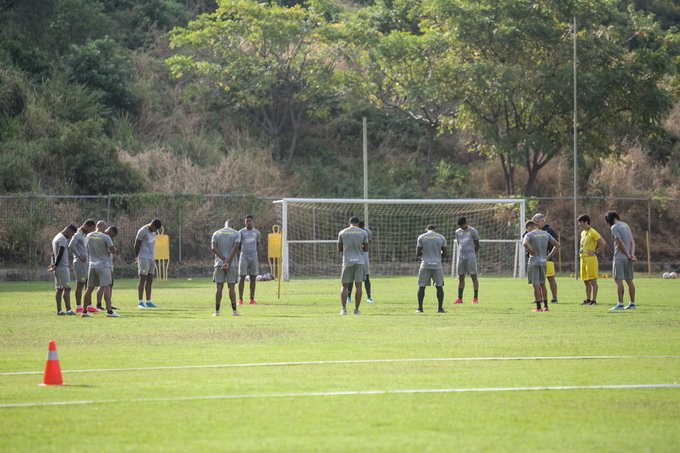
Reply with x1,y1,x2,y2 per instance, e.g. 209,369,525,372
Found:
340,283,350,314
144,274,154,306
532,284,544,311
137,275,147,307
96,286,104,309
215,282,224,314
353,280,363,314
55,288,63,314
248,275,257,303
364,275,372,302
454,274,464,304
62,287,71,312
471,274,479,304
103,285,113,314
540,284,548,309
546,260,557,303
625,278,636,307
82,287,95,317
590,279,598,305
75,282,85,311
238,275,246,305
417,286,426,312
228,283,238,315
347,281,354,304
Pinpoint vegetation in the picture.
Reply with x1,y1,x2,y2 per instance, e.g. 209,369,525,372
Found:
0,0,679,198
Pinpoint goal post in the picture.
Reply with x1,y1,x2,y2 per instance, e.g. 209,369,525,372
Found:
273,198,526,280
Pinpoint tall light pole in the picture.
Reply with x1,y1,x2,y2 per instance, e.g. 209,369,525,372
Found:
573,15,579,278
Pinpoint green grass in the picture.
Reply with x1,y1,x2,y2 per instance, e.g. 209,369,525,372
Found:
1,276,679,452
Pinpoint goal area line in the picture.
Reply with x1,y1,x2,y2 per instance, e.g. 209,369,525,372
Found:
2,383,679,409
2,355,679,376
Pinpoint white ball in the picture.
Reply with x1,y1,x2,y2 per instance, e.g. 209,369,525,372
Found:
671,272,678,279
663,272,670,279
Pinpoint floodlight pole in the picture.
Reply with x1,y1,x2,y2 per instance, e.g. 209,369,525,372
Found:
573,16,579,279
363,117,369,225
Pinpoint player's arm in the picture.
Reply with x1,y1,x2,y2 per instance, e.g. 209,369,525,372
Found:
629,235,636,260
210,241,225,261
441,246,448,258
67,237,84,262
224,242,240,269
522,236,536,256
362,239,369,252
134,239,142,259
473,239,480,253
594,237,606,255
337,239,343,253
547,237,560,260
416,246,423,258
614,237,635,261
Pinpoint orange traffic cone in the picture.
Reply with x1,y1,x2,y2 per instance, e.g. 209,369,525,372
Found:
40,340,63,386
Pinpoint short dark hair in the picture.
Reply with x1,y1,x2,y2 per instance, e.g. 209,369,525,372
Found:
577,214,590,224
83,219,96,227
151,218,162,229
427,224,436,231
349,216,360,224
358,220,365,228
66,224,77,233
106,226,118,235
525,220,536,229
245,214,254,220
457,217,467,226
604,210,620,226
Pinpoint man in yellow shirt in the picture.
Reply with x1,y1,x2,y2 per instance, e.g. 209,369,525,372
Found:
578,214,606,305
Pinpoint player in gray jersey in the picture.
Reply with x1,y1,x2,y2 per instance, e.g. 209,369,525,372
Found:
96,226,118,311
605,211,637,310
453,217,480,305
68,219,96,313
523,220,560,313
238,214,261,305
135,218,162,309
532,213,559,304
347,221,373,304
337,216,369,315
211,220,241,317
48,224,77,315
82,221,118,318
416,225,448,313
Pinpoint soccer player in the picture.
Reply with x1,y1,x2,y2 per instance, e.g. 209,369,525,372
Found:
67,219,96,313
238,214,261,305
96,226,118,311
532,213,560,304
135,218,162,308
453,217,480,304
605,211,637,310
337,216,369,315
578,214,606,306
82,221,118,318
211,220,241,317
416,225,448,313
523,220,560,312
347,220,373,304
48,224,77,315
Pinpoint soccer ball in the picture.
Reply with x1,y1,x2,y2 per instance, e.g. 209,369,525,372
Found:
671,272,678,279
663,272,670,279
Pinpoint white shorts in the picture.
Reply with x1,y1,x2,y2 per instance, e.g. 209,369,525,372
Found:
138,258,156,276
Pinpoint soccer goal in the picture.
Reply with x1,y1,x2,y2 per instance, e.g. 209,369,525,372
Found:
273,198,526,280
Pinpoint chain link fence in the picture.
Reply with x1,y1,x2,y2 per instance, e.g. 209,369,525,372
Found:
0,194,678,280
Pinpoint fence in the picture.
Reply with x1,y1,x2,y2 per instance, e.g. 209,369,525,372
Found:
0,194,678,279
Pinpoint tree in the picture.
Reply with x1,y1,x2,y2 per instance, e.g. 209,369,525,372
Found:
167,0,344,170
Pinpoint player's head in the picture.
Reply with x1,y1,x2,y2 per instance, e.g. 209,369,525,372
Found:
577,214,590,229
349,216,360,226
358,220,365,228
81,219,96,233
532,213,546,227
96,220,107,232
457,217,467,228
525,220,537,232
244,214,254,228
105,226,118,238
224,219,233,228
604,211,620,226
149,218,162,232
426,224,436,231
63,224,78,238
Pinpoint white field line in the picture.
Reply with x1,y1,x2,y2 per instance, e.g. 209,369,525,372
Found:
1,383,679,409
2,355,680,377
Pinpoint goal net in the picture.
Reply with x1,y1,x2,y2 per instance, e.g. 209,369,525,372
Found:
273,198,526,280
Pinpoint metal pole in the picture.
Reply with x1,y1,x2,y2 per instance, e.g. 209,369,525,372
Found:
363,117,369,225
573,15,579,278
107,193,111,223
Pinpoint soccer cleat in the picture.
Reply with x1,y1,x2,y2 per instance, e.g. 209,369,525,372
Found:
437,308,446,314
452,298,463,304
581,300,590,305
111,305,119,310
366,297,373,304
339,308,347,316
353,309,360,315
542,306,549,312
57,311,66,316
532,308,543,313
86,306,99,313
106,312,120,318
96,305,103,310
75,307,84,314
609,304,625,311
66,310,75,316
588,300,597,305
81,312,91,318
472,298,478,304
551,299,558,304
145,301,157,308
232,310,240,316
624,303,636,310
248,299,256,305
237,299,244,306
415,308,423,313
212,311,220,317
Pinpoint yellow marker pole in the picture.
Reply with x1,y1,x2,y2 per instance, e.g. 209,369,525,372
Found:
557,231,561,274
646,230,651,278
154,227,170,281
268,225,282,299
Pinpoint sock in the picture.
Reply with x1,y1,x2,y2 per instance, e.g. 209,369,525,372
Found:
543,300,548,308
231,302,237,310
139,300,144,304
107,310,113,314
535,301,542,310
474,290,478,299
436,286,444,310
417,287,425,310
458,288,463,299
365,276,371,298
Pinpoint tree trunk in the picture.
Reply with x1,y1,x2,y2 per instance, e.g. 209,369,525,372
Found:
420,127,435,191
500,153,515,195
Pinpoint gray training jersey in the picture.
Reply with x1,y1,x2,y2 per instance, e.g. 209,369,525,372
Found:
51,233,69,269
87,231,114,269
611,221,633,261
212,227,241,267
68,229,88,263
455,227,479,258
338,226,368,266
417,231,447,269
524,230,551,266
362,227,372,266
136,225,156,260
239,228,260,258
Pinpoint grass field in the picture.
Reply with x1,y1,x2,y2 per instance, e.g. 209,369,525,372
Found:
1,276,679,452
